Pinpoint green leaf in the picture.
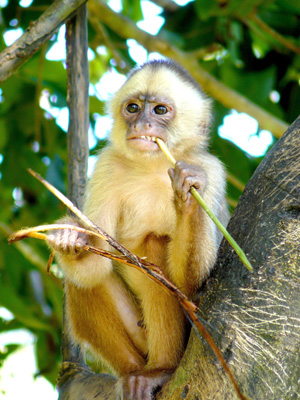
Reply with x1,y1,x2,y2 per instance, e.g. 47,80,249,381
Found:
0,284,51,331
89,95,105,116
163,3,216,49
0,344,20,363
0,118,8,149
219,59,277,106
195,0,221,20
0,318,22,333
122,0,143,22
277,0,300,14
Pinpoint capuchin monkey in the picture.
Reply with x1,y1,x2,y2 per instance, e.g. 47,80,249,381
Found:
48,59,228,400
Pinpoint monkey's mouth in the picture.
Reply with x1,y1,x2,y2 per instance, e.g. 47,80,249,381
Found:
139,135,158,142
127,135,163,151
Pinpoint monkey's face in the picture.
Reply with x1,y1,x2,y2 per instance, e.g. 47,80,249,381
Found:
121,93,175,152
109,62,212,158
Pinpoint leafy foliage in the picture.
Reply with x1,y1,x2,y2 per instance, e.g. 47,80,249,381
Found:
0,0,299,389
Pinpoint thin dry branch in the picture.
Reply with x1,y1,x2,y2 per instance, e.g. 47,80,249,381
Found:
9,224,162,275
241,15,300,55
8,170,249,400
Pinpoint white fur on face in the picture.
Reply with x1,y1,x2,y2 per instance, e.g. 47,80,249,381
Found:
109,62,211,157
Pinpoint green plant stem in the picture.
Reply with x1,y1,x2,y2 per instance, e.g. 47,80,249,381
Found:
190,187,252,271
156,138,253,272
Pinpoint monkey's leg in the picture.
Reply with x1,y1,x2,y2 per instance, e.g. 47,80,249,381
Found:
135,233,187,370
121,276,186,400
141,278,186,370
65,274,148,375
168,210,217,296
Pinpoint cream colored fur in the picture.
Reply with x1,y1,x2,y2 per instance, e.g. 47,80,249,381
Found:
52,60,228,397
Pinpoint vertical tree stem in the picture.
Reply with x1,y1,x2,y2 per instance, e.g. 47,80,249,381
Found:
62,4,89,364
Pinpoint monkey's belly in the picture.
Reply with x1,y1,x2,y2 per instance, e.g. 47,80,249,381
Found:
116,232,170,295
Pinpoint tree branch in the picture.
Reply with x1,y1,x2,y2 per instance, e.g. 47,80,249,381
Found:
0,0,87,82
150,0,179,12
241,14,300,55
88,0,288,138
60,2,90,367
66,5,89,211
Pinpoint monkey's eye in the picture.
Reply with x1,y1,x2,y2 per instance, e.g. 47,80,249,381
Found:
153,105,167,115
126,103,140,113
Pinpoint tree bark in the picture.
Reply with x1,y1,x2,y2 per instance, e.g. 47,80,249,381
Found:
58,2,89,383
66,5,89,212
0,0,87,82
57,117,300,399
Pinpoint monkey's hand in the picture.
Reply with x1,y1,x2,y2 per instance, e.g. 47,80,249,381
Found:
121,370,172,400
47,218,90,256
168,160,207,213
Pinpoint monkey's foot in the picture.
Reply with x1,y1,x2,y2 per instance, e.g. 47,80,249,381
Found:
122,369,173,400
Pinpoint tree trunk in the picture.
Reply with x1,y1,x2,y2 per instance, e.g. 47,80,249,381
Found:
58,1,89,388
159,115,300,400
57,116,300,399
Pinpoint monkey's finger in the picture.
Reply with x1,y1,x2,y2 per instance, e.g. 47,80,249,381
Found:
168,168,183,199
182,176,202,200
173,161,190,188
74,236,90,253
167,168,175,181
171,168,186,198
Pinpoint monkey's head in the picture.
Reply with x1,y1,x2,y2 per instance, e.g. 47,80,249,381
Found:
109,59,212,159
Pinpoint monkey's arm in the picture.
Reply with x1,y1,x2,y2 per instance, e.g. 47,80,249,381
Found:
167,157,228,296
47,201,118,288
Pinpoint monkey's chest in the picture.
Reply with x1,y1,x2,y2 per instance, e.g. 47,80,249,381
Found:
116,186,176,252
114,184,176,296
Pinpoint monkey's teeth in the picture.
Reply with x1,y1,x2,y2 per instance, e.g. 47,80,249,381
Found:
140,135,157,142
